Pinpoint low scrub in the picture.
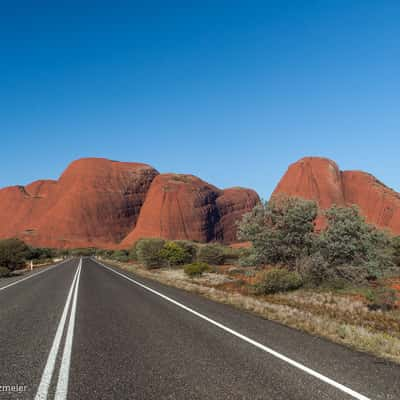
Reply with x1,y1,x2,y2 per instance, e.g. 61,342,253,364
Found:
173,240,197,263
0,267,11,277
184,262,210,278
197,244,225,265
110,250,130,263
254,268,303,295
366,287,398,311
135,238,166,269
0,238,31,271
159,241,193,267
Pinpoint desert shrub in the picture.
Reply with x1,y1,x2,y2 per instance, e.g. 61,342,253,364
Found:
254,268,303,294
0,238,31,271
319,206,394,281
238,196,318,267
57,248,72,258
295,252,332,286
0,267,11,277
28,247,56,261
128,244,138,261
392,236,400,266
95,248,113,258
237,248,259,267
173,240,197,263
159,241,191,267
365,287,397,311
184,262,210,278
111,250,129,262
220,247,242,264
197,244,225,265
136,238,166,269
70,248,96,257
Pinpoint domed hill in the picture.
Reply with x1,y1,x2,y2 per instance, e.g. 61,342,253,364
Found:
120,174,259,247
0,180,57,240
342,171,400,234
0,158,159,248
273,157,400,235
216,188,260,243
0,158,259,248
272,157,345,209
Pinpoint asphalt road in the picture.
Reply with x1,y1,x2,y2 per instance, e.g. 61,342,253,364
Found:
0,257,399,400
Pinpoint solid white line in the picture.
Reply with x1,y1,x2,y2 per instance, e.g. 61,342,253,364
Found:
95,259,371,400
0,259,70,293
54,258,82,400
34,259,81,400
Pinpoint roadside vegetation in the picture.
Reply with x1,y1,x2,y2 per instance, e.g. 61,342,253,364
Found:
2,197,400,361
98,196,400,363
0,238,60,277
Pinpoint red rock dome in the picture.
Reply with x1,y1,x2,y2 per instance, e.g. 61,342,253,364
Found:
273,157,400,235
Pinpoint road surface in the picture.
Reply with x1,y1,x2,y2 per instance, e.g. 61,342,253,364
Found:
0,257,399,399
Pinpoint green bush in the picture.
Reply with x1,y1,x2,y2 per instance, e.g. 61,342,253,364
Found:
183,262,210,278
255,268,303,294
0,267,11,277
319,206,394,281
111,250,129,262
295,252,333,286
95,248,113,258
159,241,192,267
197,244,225,265
173,240,197,263
70,248,96,257
28,247,56,261
238,196,318,267
392,236,400,266
128,244,138,261
136,238,166,269
0,238,31,271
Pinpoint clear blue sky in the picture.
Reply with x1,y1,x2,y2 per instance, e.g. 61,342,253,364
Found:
1,1,399,199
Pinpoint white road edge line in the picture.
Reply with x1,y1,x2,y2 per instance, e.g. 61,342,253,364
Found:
95,259,371,400
54,257,82,400
34,258,81,400
0,259,71,292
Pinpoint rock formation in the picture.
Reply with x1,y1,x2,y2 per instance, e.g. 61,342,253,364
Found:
273,157,400,235
0,158,259,248
0,158,158,248
120,174,259,247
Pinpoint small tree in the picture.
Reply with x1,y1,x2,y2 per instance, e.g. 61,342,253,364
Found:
173,240,197,263
159,241,190,267
319,206,393,280
135,238,166,269
197,244,225,265
237,196,318,267
0,238,31,271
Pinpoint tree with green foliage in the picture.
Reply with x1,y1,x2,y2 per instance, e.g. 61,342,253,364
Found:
159,241,191,267
0,238,31,271
319,206,394,281
173,240,197,263
197,243,225,265
135,238,166,269
183,262,210,277
237,196,318,267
